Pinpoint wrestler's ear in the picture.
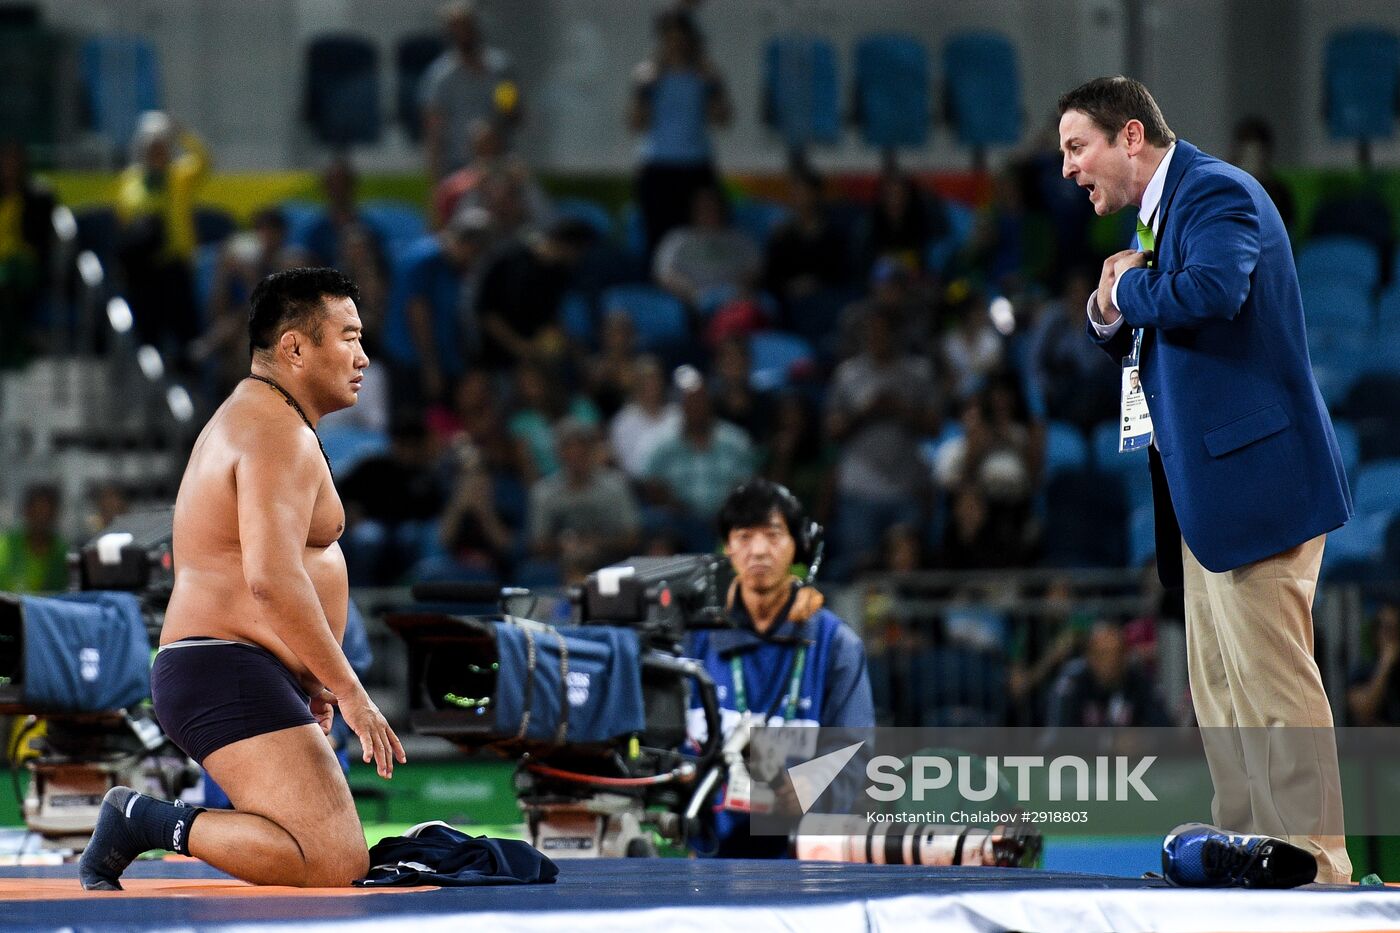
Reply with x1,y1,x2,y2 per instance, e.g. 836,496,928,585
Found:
277,329,304,367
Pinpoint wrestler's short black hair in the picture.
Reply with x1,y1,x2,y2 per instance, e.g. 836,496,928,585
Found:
718,478,804,542
248,267,359,357
1058,75,1176,148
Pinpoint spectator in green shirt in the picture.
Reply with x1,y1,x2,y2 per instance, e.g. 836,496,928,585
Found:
0,484,68,593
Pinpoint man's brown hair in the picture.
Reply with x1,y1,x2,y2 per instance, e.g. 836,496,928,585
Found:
1058,75,1176,148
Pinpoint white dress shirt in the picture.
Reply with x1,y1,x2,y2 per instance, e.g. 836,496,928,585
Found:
1088,143,1177,337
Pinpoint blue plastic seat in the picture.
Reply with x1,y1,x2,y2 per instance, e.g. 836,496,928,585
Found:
599,284,688,353
193,207,236,246
1324,28,1400,141
731,198,790,248
78,36,161,157
1301,282,1374,329
1321,508,1393,579
1354,460,1400,513
361,199,427,255
749,331,816,390
304,34,381,146
1332,419,1361,478
925,199,976,274
1128,503,1156,568
853,34,930,148
396,33,444,143
554,197,615,241
943,32,1021,148
763,35,841,148
319,425,390,477
1044,420,1088,481
1296,236,1382,293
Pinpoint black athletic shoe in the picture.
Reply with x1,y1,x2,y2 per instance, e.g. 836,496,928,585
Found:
1162,822,1317,888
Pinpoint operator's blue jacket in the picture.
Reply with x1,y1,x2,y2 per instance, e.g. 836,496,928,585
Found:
685,582,874,857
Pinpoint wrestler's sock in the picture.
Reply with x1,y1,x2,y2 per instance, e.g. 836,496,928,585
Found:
78,787,204,891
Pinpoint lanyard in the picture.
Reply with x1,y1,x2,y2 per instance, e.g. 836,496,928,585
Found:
730,643,807,722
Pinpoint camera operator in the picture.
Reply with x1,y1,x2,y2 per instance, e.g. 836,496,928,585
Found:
685,479,874,857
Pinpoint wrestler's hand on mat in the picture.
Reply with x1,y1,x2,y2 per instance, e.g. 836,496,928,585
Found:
339,688,407,778
310,689,336,737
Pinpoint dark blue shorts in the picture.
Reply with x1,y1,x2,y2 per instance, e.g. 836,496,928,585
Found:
151,637,315,765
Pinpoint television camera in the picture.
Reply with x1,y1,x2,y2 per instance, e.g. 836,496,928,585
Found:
387,554,735,858
1,507,196,850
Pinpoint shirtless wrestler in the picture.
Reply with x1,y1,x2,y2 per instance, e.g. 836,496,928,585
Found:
80,267,404,889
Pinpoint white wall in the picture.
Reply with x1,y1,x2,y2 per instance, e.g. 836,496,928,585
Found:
32,0,1392,172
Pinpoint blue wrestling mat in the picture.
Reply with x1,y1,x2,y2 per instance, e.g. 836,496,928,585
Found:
4,858,1400,932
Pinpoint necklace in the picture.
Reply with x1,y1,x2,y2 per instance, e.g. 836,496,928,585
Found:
247,374,332,478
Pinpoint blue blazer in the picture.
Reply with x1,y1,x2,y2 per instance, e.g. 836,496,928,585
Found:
1090,140,1351,574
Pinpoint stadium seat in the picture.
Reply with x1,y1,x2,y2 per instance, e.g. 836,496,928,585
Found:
554,197,616,241
749,331,816,390
1043,420,1088,481
1323,27,1400,142
361,199,428,256
943,32,1021,148
762,35,841,149
319,424,390,477
279,199,323,248
1353,460,1400,514
193,207,237,246
621,202,647,262
1321,508,1394,581
599,284,689,353
396,33,445,143
1377,280,1400,329
559,290,595,345
78,35,162,158
852,34,930,149
1301,282,1374,329
925,199,975,274
1296,235,1382,293
731,198,790,248
1332,418,1361,478
304,34,381,146
1343,373,1400,460
1128,503,1156,568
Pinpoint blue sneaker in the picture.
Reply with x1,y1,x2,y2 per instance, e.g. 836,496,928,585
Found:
1162,823,1317,888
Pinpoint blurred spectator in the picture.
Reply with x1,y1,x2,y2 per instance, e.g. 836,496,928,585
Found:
301,156,379,268
433,117,550,232
939,282,1003,403
400,206,494,404
320,224,392,433
1348,602,1400,726
0,140,56,369
582,308,639,419
764,162,849,304
609,354,680,478
1022,115,1095,284
837,256,930,358
338,415,448,585
826,307,939,578
1228,116,1294,233
643,367,754,526
508,359,601,483
965,166,1050,296
434,437,515,581
528,418,641,567
628,8,731,258
653,185,760,306
938,483,1014,570
115,111,208,361
881,522,927,573
709,334,773,439
476,217,596,372
85,481,130,536
0,484,67,594
1027,265,1118,433
859,165,948,276
761,390,830,518
1007,577,1091,722
422,0,522,183
934,390,1031,505
1047,623,1170,728
192,207,298,398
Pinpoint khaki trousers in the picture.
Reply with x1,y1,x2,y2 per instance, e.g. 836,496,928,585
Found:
1182,534,1352,884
